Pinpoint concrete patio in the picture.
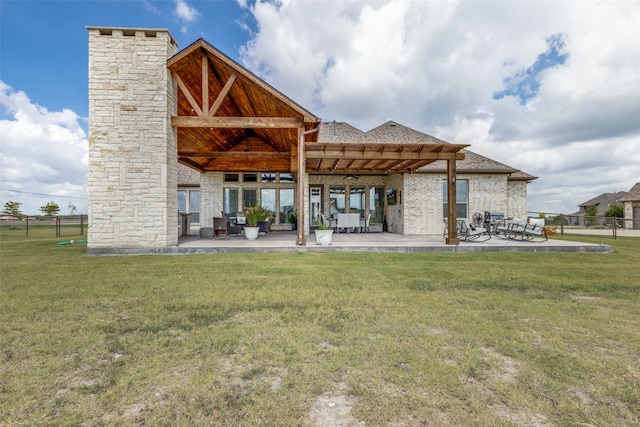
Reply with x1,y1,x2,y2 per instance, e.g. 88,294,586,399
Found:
167,231,613,254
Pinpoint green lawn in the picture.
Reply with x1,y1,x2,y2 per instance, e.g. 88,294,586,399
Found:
1,229,639,426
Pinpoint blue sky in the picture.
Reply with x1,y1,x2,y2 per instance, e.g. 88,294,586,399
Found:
1,0,639,215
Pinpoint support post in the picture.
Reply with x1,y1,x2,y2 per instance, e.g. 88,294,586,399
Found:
297,128,307,246
296,126,320,246
446,159,459,245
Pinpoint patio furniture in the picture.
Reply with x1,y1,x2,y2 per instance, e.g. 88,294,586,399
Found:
523,218,548,241
443,218,461,238
257,220,271,236
336,213,360,233
360,213,371,233
213,216,229,239
457,218,491,242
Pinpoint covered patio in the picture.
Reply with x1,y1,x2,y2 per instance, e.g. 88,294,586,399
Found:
169,39,468,246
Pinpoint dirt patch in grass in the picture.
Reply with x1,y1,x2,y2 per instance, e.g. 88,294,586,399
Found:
309,381,363,427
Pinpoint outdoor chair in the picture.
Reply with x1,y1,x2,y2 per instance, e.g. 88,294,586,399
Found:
213,216,229,239
360,213,371,233
523,218,548,241
496,217,527,239
257,220,271,236
457,218,491,242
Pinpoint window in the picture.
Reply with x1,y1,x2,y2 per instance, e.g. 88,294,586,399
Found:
329,187,346,214
350,187,365,213
279,189,295,223
224,173,239,182
279,173,294,183
261,189,276,215
370,187,384,223
224,188,239,217
178,189,200,223
243,173,258,183
261,173,276,183
243,189,257,208
443,179,468,218
178,190,187,213
189,190,200,223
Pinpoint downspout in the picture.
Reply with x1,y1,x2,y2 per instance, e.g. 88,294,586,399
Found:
297,125,320,246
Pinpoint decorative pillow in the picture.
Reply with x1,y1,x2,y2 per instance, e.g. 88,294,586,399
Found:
512,218,527,226
529,218,545,228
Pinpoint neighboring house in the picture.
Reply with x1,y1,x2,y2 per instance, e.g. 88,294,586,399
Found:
87,27,536,253
570,191,627,226
619,182,640,230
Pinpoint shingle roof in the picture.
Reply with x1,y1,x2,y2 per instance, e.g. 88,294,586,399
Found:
579,191,627,208
317,120,535,178
619,182,640,202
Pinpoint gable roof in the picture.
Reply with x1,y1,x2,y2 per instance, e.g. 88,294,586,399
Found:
619,182,640,202
579,191,627,208
168,38,320,172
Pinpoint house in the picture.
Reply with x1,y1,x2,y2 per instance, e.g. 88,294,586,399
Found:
87,27,536,254
570,191,627,226
619,182,640,230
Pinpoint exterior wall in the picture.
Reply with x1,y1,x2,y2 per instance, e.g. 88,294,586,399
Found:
507,180,528,219
468,175,508,216
401,173,526,235
199,172,225,237
88,28,178,252
403,174,442,235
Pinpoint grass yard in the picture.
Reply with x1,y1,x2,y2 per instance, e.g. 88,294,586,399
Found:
1,229,639,426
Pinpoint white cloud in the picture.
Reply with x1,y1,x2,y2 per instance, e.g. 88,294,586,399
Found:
0,81,87,215
238,0,640,214
174,0,201,34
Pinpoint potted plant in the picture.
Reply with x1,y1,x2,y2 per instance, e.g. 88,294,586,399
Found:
243,204,270,240
287,210,297,230
314,219,333,246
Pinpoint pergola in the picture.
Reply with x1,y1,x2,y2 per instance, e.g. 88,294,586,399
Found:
167,39,467,245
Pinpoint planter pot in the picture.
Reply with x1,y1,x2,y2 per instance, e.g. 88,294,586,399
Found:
314,229,333,246
244,226,260,241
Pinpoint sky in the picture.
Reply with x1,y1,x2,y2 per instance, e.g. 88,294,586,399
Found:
1,0,639,216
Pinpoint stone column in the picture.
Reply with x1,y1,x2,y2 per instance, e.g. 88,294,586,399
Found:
87,27,178,254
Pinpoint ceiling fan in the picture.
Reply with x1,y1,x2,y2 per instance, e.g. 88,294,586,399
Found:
343,174,360,180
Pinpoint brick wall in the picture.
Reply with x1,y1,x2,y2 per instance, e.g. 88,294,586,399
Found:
87,28,178,252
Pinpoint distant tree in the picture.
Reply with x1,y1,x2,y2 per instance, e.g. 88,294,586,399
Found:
605,205,623,218
584,205,598,227
605,204,624,228
68,202,77,216
40,201,60,216
2,201,23,229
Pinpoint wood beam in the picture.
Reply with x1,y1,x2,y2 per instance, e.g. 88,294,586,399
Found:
209,73,237,117
202,56,209,114
178,151,289,159
173,74,203,116
172,116,303,128
305,149,463,161
446,159,459,245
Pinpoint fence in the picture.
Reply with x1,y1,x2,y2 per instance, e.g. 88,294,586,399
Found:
0,215,86,237
527,211,639,240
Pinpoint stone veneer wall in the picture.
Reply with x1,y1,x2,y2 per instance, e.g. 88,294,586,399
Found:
87,27,178,252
